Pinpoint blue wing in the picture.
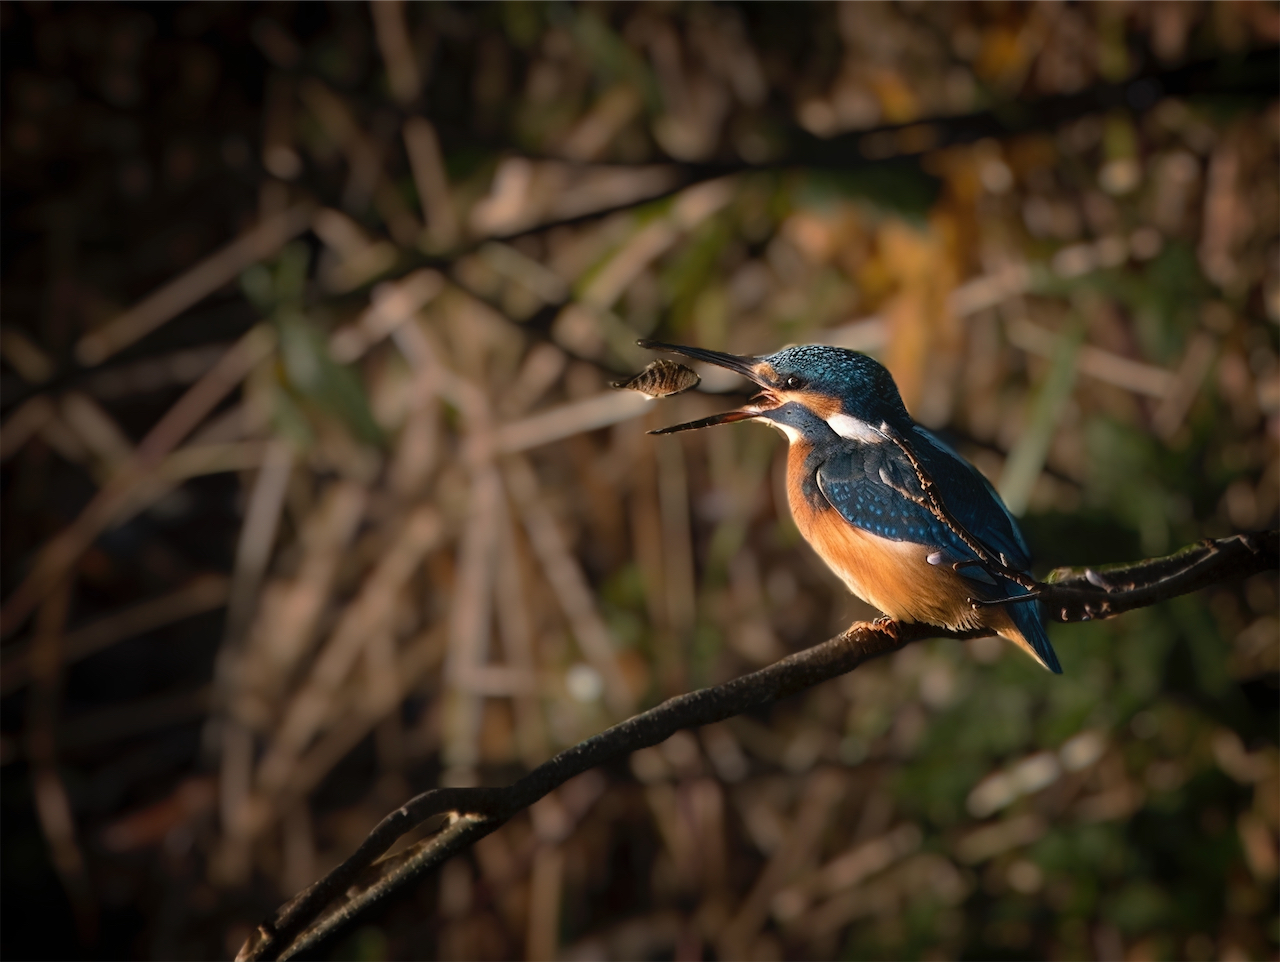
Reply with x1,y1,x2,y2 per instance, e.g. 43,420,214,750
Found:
814,442,974,560
814,427,1061,674
909,426,1030,570
813,430,1027,572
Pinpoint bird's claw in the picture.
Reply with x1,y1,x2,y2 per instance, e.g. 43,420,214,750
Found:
871,615,900,639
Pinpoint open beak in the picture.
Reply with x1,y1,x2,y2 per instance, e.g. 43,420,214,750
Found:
638,339,774,434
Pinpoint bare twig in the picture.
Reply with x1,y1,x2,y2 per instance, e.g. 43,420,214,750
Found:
235,527,1277,962
1039,532,1278,623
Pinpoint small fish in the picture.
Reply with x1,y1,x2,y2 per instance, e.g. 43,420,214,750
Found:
613,359,701,398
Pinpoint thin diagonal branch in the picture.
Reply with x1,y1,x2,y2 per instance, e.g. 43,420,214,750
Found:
237,529,1277,961
238,619,917,961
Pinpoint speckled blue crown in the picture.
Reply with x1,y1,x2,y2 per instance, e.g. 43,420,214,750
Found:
767,345,908,416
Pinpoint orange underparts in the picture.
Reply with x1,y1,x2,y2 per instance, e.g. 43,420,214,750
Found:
784,441,1039,659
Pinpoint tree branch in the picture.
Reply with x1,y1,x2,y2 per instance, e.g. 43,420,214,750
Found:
236,529,1277,961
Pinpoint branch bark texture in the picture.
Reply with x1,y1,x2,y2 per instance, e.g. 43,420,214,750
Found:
237,530,1277,961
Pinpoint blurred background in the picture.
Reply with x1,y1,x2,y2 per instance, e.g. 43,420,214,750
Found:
1,2,1278,960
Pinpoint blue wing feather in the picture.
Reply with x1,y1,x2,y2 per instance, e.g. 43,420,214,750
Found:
815,446,970,556
910,427,1030,567
814,429,1062,674
814,432,1026,573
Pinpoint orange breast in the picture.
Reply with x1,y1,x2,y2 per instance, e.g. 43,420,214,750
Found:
785,443,983,631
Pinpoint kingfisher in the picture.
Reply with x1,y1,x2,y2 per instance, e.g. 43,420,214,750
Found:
640,340,1062,673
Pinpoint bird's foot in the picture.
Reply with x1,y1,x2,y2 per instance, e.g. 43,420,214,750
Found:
871,615,900,640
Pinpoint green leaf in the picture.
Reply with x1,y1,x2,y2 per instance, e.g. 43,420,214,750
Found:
276,312,385,447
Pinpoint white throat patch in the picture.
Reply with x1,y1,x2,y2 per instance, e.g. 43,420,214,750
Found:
766,419,802,443
825,413,884,443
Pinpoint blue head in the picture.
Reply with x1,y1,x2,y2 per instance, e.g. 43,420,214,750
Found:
641,340,912,441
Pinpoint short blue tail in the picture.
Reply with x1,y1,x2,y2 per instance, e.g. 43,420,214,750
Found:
1009,592,1062,674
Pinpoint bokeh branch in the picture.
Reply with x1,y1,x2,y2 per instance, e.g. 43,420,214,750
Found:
238,529,1278,961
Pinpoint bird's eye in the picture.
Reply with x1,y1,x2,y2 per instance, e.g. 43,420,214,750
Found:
784,375,804,389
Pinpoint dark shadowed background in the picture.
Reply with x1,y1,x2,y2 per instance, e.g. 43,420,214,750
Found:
1,2,1277,959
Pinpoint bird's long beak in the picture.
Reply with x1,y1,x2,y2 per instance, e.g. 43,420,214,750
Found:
638,340,773,434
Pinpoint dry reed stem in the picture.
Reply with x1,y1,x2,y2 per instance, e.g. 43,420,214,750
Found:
0,327,276,638
656,435,697,646
75,208,311,366
628,426,669,637
272,627,448,819
261,74,300,181
298,74,421,244
503,455,635,715
211,441,295,877
242,481,368,692
1,574,230,695
542,165,682,226
1154,330,1219,438
0,395,56,461
492,390,650,454
0,327,54,383
559,86,645,162
575,177,731,316
36,409,95,467
822,260,1192,401
773,822,923,931
442,467,502,783
494,502,551,767
369,0,421,106
403,117,459,250
281,805,317,901
25,578,96,941
222,441,295,659
389,313,490,428
217,481,367,881
59,392,134,479
147,440,267,484
384,311,518,788
477,242,570,305
717,767,847,958
329,268,445,363
1006,315,1176,398
257,507,444,796
525,844,565,961
298,81,382,213
374,179,424,250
